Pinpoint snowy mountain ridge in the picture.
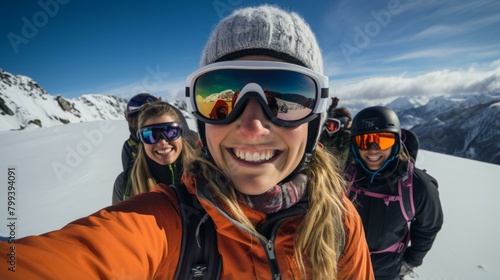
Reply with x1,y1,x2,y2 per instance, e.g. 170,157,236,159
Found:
338,91,500,164
384,95,430,113
383,92,500,164
0,69,128,131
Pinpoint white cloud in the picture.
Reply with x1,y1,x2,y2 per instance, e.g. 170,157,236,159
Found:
391,14,500,45
385,48,465,62
402,25,462,41
334,59,500,100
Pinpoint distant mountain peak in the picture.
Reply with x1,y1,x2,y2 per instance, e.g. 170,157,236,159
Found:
386,96,428,111
0,69,127,131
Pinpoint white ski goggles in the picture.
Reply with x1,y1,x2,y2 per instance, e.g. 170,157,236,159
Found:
185,61,329,127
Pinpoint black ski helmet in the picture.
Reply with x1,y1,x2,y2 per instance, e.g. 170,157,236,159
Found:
350,106,402,173
351,106,401,138
125,93,159,120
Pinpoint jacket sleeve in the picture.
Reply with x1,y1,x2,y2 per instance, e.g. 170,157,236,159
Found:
340,130,352,163
337,194,375,279
404,168,444,267
121,140,133,171
112,169,129,204
0,187,182,280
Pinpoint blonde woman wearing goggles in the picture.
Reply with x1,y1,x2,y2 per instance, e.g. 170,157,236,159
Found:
112,101,196,204
0,5,373,279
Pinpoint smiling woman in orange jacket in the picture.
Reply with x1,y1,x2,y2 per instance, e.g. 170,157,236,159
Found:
0,5,374,279
1,175,372,279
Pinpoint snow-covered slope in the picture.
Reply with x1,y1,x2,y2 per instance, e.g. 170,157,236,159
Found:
0,120,499,279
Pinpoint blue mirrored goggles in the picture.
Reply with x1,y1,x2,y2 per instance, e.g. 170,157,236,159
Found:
185,61,329,127
137,122,182,144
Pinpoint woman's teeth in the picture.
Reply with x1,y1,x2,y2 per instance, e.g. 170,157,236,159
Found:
234,149,275,162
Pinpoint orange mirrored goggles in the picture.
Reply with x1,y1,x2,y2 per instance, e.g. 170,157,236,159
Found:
354,132,396,150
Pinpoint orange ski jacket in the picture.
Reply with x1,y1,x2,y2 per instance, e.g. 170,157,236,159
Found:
0,176,373,279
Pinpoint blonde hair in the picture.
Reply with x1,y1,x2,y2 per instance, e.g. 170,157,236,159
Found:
186,147,347,279
130,102,196,195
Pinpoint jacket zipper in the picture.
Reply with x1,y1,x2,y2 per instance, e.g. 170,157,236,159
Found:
195,183,301,279
262,239,280,280
260,217,290,280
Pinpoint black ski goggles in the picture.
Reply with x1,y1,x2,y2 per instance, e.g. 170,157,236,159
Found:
354,132,396,150
186,61,329,127
137,122,182,144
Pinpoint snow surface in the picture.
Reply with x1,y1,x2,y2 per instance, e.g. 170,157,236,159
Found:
0,120,499,279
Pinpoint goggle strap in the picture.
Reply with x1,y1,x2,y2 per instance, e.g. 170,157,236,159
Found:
321,87,329,99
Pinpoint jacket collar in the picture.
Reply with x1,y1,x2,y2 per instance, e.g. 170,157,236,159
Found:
352,158,409,189
181,173,308,242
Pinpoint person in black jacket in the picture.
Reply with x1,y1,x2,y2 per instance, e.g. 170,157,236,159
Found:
113,101,196,204
346,106,443,280
121,93,160,171
319,106,352,164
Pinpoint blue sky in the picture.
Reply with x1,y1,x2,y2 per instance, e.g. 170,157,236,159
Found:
1,0,499,103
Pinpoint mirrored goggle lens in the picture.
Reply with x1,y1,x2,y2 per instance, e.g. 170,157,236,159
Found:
355,132,396,150
325,119,341,133
138,123,182,144
192,69,319,123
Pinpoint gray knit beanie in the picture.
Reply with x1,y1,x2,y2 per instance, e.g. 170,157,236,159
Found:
200,5,323,74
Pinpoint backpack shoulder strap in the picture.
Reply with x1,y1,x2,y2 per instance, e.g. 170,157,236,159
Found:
169,184,221,280
347,161,415,222
123,177,132,200
398,161,415,221
348,162,416,254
